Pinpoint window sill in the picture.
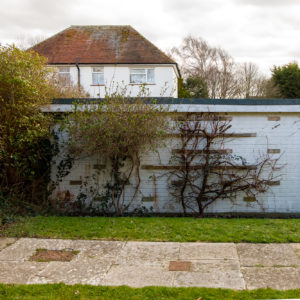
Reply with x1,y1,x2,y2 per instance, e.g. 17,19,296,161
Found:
90,84,105,86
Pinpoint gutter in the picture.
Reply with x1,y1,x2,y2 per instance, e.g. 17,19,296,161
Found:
174,63,181,78
49,61,180,75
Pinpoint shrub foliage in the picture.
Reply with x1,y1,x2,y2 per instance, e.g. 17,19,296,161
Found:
0,45,85,219
62,96,169,215
271,62,300,98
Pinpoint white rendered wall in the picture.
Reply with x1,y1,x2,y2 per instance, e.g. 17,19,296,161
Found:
50,106,300,215
56,64,178,98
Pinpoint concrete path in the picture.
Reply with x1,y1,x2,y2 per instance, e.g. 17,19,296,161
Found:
0,238,300,290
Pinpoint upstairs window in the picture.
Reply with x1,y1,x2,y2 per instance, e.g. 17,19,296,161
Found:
58,67,71,86
130,68,155,84
92,67,104,85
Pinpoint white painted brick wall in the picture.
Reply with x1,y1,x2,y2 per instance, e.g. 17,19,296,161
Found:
50,106,300,214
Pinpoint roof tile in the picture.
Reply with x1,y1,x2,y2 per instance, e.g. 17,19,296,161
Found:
31,25,176,65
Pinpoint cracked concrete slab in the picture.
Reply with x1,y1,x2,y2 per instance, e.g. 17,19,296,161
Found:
241,266,300,290
237,243,300,267
75,240,125,260
0,238,17,251
0,261,48,284
173,260,245,289
102,264,175,287
179,243,237,260
28,259,113,285
115,241,180,264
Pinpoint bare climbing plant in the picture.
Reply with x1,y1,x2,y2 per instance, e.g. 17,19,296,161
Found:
168,113,282,217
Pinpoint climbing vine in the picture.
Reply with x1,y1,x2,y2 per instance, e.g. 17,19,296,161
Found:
62,95,169,215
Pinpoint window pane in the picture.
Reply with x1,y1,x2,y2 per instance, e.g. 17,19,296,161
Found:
93,67,103,73
59,73,70,86
147,69,155,83
58,67,70,73
92,73,104,84
130,74,146,83
131,69,146,74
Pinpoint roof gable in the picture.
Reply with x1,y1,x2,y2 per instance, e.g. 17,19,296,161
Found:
31,25,176,65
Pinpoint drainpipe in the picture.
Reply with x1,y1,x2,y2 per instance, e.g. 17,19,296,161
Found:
75,57,80,91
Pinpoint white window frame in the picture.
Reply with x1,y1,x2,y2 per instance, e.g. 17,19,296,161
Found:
58,66,71,86
130,68,155,84
92,66,104,85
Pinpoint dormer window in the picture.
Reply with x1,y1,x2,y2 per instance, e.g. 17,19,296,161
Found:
58,67,71,86
92,67,104,85
130,68,155,84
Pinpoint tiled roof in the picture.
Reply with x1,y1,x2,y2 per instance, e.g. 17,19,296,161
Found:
31,25,176,65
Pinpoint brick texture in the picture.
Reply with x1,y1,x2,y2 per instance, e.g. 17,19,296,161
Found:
52,112,300,214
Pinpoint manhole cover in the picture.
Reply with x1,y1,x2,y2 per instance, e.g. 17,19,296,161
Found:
169,261,191,271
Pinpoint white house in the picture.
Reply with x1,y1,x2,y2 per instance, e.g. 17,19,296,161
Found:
32,25,179,98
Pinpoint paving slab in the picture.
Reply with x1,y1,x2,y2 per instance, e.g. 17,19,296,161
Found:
0,238,17,251
241,266,300,290
173,260,245,290
102,264,175,287
179,243,237,260
74,240,125,260
0,261,48,284
237,243,300,267
115,241,180,264
28,259,113,285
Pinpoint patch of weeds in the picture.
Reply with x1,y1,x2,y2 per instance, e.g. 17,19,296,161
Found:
272,264,298,268
30,248,79,262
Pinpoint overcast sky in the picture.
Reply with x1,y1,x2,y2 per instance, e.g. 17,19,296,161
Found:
1,0,299,75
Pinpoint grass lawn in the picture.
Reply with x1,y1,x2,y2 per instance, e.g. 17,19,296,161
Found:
1,216,300,243
1,284,300,300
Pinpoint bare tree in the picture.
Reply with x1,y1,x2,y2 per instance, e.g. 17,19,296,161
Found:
260,78,283,98
168,113,281,216
171,36,240,99
15,34,47,50
236,62,269,98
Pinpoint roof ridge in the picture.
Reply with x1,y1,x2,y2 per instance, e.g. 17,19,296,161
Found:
69,25,131,28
